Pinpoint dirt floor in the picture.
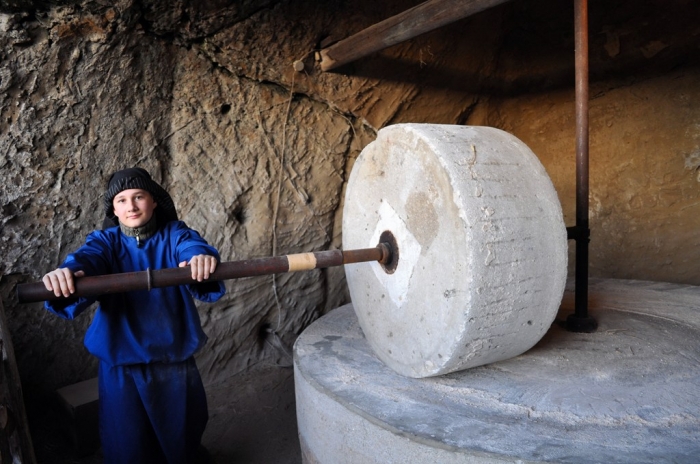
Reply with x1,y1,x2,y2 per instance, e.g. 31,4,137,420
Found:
28,362,302,464
203,363,301,464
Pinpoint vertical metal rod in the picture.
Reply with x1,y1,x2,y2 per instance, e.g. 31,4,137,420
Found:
575,0,589,316
568,0,597,332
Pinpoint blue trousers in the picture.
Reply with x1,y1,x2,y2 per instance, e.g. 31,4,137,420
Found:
98,358,208,464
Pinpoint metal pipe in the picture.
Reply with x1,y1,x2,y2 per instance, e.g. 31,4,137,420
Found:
16,243,392,304
567,0,597,332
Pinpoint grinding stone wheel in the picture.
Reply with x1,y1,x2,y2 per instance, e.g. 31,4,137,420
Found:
342,124,567,378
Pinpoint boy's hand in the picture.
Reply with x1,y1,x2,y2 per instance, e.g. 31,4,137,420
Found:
180,255,218,282
42,268,86,298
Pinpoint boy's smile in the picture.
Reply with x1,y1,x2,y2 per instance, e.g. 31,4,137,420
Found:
113,188,158,228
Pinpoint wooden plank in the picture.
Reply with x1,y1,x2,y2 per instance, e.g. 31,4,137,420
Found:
0,296,37,464
320,0,512,71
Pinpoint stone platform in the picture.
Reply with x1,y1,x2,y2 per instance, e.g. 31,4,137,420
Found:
294,279,700,463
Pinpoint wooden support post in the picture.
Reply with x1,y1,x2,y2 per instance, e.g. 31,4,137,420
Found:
0,296,37,463
320,0,512,72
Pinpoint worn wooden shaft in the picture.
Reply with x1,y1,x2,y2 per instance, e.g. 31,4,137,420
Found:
320,0,511,71
16,244,391,304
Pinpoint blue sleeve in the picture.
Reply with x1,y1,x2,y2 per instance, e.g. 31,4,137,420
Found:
189,280,226,302
171,222,226,302
45,295,95,320
44,230,114,319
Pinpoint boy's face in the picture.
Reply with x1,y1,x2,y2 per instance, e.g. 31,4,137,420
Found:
112,189,158,228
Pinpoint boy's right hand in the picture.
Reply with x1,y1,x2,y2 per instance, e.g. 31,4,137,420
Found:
42,268,85,298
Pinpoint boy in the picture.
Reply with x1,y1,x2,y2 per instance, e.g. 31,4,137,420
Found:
42,167,225,464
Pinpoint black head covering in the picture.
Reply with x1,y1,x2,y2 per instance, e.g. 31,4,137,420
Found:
102,167,178,230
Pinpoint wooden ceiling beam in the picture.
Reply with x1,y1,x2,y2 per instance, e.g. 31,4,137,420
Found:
319,0,512,72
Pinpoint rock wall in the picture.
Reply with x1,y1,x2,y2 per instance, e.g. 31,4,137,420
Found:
1,0,699,394
480,0,700,284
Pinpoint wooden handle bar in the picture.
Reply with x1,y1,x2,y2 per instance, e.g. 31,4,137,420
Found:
16,244,391,304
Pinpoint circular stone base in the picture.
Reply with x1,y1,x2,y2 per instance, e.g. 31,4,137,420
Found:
294,279,700,464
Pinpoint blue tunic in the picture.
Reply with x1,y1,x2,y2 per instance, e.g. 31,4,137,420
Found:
45,220,225,366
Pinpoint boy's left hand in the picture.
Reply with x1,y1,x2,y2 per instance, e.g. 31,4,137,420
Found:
180,255,218,282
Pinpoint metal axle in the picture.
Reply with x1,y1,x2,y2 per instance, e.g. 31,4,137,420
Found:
17,240,396,304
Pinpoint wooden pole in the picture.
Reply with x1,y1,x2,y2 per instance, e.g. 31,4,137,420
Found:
320,0,512,72
17,244,392,304
0,298,37,463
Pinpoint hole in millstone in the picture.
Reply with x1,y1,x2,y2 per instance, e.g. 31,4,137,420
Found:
220,104,231,114
527,320,533,325
379,230,399,274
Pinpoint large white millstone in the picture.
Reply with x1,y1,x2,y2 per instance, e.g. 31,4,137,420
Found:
342,124,567,377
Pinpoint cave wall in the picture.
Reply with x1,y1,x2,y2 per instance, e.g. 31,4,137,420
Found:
479,0,700,284
1,0,699,394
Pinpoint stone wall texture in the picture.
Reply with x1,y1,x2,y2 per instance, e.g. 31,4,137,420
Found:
1,0,699,393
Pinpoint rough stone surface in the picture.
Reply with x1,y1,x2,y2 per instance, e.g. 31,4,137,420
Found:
343,124,567,377
294,279,700,464
491,69,700,284
0,0,698,410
